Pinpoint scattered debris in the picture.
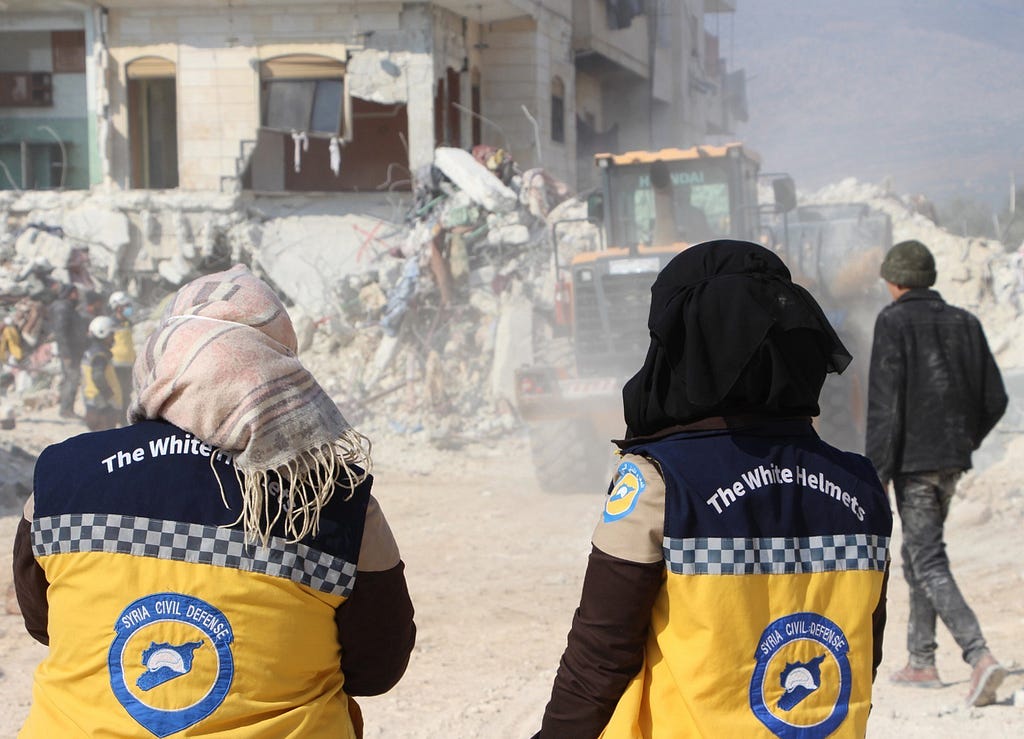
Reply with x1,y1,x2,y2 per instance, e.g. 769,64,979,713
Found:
0,165,1020,456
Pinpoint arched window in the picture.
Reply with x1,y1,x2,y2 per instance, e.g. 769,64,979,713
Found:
259,54,347,136
126,56,178,189
551,76,565,144
250,54,349,191
249,53,407,192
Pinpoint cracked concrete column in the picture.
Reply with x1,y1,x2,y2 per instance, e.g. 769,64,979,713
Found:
404,51,436,175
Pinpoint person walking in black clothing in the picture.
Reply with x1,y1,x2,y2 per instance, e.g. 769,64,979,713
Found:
47,283,87,418
866,239,1009,707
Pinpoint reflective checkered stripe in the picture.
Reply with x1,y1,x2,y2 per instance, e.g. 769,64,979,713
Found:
33,513,357,598
663,534,889,576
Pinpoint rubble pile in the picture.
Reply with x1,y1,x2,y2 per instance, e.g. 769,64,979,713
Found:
0,439,35,514
294,146,586,445
804,178,1024,369
0,165,1019,450
0,146,588,447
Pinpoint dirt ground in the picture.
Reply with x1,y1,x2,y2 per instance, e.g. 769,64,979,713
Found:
0,406,1022,738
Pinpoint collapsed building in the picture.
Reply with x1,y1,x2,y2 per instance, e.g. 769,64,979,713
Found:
0,0,744,194
0,0,749,440
0,1,1020,457
1,152,1022,452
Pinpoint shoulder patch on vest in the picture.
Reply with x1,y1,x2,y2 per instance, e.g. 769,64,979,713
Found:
603,460,647,523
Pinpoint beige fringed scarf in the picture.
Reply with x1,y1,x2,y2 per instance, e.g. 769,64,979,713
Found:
129,264,371,545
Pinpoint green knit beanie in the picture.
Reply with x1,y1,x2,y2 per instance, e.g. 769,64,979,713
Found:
880,240,936,287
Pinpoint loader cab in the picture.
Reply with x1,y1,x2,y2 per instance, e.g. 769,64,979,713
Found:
593,143,763,251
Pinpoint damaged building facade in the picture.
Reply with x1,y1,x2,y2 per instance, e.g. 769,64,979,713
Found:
1,0,743,196
0,0,746,446
0,5,97,190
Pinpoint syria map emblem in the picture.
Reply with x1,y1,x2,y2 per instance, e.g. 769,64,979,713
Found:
603,461,646,522
749,613,852,738
109,593,234,737
136,641,204,691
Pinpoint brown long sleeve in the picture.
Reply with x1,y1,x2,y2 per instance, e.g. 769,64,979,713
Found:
538,546,664,738
13,515,49,645
872,565,890,681
335,560,416,696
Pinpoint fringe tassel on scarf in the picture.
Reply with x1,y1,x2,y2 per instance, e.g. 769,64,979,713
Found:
133,264,373,546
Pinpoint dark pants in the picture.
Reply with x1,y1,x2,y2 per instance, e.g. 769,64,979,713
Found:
58,358,80,414
114,365,133,415
84,405,121,432
894,471,987,668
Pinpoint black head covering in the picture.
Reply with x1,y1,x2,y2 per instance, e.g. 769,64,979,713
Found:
622,239,851,438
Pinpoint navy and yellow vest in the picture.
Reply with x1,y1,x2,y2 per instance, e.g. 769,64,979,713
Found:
26,420,370,738
111,319,136,368
604,421,892,739
81,343,123,410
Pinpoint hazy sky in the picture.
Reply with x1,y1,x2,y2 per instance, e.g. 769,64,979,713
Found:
726,0,1024,207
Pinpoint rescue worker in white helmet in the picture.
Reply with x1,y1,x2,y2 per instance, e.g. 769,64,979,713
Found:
107,291,136,416
80,315,123,431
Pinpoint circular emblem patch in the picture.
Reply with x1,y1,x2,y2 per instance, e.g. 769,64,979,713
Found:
109,593,234,737
603,460,647,522
749,612,851,739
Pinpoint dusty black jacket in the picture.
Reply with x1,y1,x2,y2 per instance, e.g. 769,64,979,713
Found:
865,289,1007,484
46,297,87,362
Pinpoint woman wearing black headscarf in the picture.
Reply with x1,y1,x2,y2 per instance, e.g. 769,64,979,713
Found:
535,240,892,738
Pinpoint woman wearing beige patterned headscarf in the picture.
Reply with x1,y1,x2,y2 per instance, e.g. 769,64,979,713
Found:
14,264,414,738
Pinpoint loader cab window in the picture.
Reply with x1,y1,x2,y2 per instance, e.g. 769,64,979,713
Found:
611,161,732,247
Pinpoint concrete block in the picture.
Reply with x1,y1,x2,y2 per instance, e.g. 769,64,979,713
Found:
213,85,258,106
117,17,152,40
434,147,518,213
150,16,180,39
271,15,315,34
212,68,259,89
179,140,226,159
177,14,233,37
182,69,214,87
483,80,536,99
490,292,533,404
481,48,538,67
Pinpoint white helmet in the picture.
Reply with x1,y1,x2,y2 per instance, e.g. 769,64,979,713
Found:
88,315,117,340
109,291,131,310
31,255,54,272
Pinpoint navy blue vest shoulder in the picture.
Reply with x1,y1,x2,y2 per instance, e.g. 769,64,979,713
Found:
625,420,891,541
33,419,371,565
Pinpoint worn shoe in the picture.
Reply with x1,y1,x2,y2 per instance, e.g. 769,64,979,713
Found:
889,664,942,688
965,653,1007,707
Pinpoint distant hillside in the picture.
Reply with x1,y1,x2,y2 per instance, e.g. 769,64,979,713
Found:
728,0,1024,208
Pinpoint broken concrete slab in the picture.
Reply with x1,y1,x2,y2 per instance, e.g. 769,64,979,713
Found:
255,212,398,322
346,49,413,104
489,287,533,409
13,227,67,273
157,252,195,286
434,147,518,213
62,206,131,261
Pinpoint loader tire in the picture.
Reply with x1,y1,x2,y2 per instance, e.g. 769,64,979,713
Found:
527,418,610,494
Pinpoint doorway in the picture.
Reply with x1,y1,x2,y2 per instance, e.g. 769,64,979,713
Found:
127,57,179,189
